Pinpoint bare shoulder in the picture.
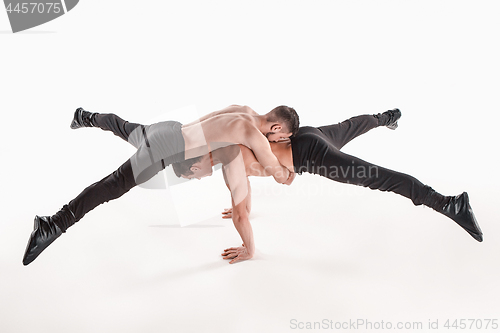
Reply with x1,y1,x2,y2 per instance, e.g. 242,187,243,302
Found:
242,123,268,148
186,104,257,126
240,105,259,115
225,104,258,115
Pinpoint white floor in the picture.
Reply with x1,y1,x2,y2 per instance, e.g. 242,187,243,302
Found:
2,155,499,333
1,2,500,332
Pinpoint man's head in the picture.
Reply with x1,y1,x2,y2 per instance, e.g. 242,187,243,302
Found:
173,153,213,180
264,105,300,142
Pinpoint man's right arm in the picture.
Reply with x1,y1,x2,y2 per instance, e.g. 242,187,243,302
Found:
247,131,292,184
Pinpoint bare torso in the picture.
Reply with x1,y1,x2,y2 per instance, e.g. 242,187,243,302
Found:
181,104,291,183
181,105,260,159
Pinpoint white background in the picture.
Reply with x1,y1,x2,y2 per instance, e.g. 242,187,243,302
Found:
1,1,499,332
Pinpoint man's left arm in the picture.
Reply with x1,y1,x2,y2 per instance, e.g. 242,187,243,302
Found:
222,177,251,219
221,167,254,264
221,192,255,264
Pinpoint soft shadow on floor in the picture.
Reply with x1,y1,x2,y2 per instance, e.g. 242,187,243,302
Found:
127,261,226,289
149,225,224,228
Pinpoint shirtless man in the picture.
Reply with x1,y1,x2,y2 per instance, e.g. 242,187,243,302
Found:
173,110,482,264
22,105,300,265
177,145,257,263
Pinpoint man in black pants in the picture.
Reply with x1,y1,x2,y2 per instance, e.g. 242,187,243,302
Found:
288,111,483,242
174,109,483,244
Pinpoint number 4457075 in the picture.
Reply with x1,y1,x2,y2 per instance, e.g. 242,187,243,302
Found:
6,3,62,14
444,319,498,330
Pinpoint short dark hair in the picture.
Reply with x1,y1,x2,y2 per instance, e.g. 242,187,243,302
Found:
172,156,203,178
267,105,300,136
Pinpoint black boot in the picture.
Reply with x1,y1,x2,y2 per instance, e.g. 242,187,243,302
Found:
442,192,483,242
424,188,483,242
70,107,96,129
375,108,401,130
22,205,75,265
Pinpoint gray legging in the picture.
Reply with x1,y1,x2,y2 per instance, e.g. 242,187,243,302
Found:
60,114,185,230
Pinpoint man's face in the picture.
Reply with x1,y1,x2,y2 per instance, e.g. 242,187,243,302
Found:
181,154,213,180
265,131,292,143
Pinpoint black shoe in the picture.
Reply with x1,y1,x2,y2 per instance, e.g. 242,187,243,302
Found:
22,216,63,265
441,192,483,242
383,108,401,130
70,107,95,129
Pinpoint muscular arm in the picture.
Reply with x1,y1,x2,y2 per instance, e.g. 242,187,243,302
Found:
221,168,255,264
222,176,251,219
218,145,248,207
247,129,291,184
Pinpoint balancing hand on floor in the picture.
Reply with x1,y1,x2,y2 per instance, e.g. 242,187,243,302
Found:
222,244,253,264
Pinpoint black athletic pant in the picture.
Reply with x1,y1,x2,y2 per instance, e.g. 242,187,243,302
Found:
61,114,184,230
291,114,433,206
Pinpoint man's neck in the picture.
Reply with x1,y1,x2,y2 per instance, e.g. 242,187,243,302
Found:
255,115,268,134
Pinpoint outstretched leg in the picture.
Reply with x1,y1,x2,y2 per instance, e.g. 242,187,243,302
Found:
92,113,144,147
291,129,482,242
22,152,165,266
23,120,186,265
304,144,433,206
314,146,480,241
317,109,401,150
71,107,144,148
